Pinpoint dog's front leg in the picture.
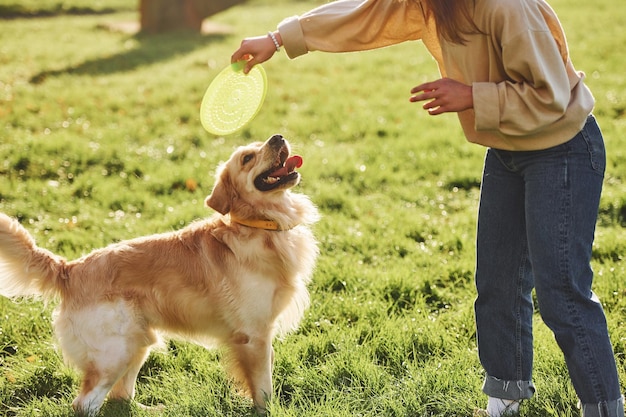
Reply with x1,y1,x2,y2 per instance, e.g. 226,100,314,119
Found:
227,333,274,412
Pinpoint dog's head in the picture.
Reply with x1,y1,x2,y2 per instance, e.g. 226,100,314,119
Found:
205,135,305,218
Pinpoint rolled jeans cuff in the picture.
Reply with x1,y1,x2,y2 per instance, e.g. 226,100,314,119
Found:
482,375,536,400
581,396,625,417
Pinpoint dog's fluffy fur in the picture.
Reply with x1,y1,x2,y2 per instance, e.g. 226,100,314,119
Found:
0,135,318,416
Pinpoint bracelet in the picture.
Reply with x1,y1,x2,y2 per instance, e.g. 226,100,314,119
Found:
268,31,281,52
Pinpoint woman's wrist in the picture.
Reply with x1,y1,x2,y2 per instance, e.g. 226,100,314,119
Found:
267,31,282,52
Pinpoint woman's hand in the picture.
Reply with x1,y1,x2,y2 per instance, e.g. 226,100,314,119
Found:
410,78,473,115
231,32,282,74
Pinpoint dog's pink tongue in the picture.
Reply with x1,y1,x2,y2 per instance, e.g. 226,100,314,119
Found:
270,155,303,177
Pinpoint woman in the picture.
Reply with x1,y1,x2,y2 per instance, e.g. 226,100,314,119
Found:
231,0,624,415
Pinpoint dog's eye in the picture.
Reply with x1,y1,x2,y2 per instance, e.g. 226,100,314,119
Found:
242,154,254,165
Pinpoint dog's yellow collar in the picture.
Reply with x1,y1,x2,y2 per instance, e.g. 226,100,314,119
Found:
229,214,282,231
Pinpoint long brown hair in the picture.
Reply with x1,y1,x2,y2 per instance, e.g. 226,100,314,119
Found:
422,0,483,45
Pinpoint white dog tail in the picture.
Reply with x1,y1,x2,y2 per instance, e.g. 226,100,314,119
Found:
0,213,66,299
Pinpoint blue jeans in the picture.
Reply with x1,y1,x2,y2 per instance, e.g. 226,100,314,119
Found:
474,115,624,417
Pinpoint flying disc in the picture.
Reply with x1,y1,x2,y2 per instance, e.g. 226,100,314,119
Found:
200,61,267,135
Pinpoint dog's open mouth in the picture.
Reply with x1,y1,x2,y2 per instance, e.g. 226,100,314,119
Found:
254,148,303,192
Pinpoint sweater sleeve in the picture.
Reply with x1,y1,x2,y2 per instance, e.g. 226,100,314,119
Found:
277,0,429,59
472,3,574,136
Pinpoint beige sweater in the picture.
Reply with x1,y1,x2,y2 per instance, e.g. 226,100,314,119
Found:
277,0,594,151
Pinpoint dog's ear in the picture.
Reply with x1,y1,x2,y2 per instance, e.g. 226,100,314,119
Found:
205,171,232,215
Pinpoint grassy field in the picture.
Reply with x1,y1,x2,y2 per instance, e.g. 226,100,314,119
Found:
0,0,625,416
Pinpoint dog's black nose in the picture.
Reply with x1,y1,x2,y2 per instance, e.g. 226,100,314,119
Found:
268,134,284,147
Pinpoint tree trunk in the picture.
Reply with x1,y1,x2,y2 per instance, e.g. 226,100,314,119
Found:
139,0,246,33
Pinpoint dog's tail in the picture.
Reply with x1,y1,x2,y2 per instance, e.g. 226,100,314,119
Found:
0,213,67,299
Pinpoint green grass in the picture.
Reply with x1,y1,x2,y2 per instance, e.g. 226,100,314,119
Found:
0,0,625,416
0,0,133,17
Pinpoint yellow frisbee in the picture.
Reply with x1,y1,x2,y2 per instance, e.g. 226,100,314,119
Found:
200,62,267,136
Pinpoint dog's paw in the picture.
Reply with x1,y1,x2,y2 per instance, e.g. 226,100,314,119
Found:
137,402,166,413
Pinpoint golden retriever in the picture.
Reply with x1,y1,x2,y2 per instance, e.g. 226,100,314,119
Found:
0,134,319,416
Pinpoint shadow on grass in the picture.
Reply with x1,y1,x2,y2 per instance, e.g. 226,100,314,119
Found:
0,5,124,19
29,30,228,84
